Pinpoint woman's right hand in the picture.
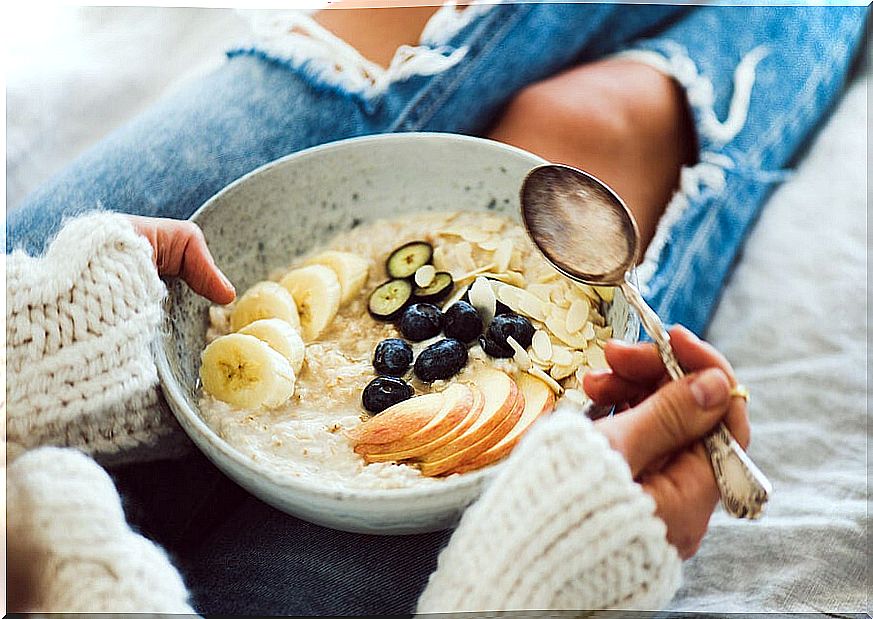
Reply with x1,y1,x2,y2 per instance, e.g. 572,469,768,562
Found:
584,326,751,559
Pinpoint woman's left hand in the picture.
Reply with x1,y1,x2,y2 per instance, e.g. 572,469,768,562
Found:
125,215,236,305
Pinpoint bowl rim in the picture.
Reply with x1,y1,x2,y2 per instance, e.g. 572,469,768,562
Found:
155,132,554,502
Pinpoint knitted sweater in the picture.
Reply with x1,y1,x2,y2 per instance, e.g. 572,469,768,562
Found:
5,213,682,614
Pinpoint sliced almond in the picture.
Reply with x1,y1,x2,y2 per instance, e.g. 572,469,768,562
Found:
493,239,514,273
566,299,590,333
486,271,526,287
584,345,609,370
550,363,576,380
526,283,552,302
509,249,524,271
572,282,602,303
550,345,574,367
529,348,553,369
519,295,548,322
455,263,497,284
581,321,596,342
506,335,532,370
594,325,614,340
544,307,588,348
593,285,615,303
537,271,560,284
432,245,449,272
414,264,436,288
460,228,489,244
528,366,564,395
478,240,501,251
531,329,553,361
469,276,497,325
454,241,477,273
589,309,607,327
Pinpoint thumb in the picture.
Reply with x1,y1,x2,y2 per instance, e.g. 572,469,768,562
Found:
599,367,731,477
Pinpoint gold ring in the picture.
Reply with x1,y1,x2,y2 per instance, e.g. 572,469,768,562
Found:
730,384,750,402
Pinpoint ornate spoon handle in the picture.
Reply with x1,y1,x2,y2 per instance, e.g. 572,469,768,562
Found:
619,281,772,519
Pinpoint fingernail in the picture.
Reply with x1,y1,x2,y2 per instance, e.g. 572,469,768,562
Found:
690,368,729,409
586,369,612,378
607,338,632,349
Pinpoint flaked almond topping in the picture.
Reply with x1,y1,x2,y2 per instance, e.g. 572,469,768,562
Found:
550,362,576,380
493,239,514,273
594,325,614,340
483,270,526,287
528,365,564,395
566,299,590,333
414,264,436,287
531,329,553,361
551,345,574,367
584,345,609,370
469,276,497,325
506,335,532,370
454,241,477,274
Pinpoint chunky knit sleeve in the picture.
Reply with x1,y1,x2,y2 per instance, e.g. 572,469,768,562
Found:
415,404,682,613
6,212,190,464
7,447,196,613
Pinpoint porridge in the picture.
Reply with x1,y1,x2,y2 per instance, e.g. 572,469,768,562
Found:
199,211,614,490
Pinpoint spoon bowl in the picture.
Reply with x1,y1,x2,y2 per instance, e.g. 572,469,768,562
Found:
520,164,639,286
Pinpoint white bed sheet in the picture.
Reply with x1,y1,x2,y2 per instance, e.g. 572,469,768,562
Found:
5,6,869,614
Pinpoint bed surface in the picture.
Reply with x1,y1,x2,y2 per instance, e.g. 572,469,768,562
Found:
5,6,868,614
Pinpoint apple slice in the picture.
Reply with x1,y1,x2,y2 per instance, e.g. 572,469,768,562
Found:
416,370,522,477
360,385,484,462
453,372,556,474
346,392,444,445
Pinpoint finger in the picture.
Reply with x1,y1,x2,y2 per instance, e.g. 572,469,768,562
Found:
596,367,731,477
177,226,236,305
642,443,719,559
604,325,738,386
582,369,651,406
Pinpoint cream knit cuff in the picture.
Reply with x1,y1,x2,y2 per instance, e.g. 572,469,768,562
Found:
7,447,197,613
415,405,682,613
6,212,189,464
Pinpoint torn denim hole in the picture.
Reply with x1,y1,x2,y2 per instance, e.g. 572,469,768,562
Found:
612,43,770,292
233,4,498,100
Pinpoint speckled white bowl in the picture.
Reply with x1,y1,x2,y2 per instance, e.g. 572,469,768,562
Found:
155,133,639,535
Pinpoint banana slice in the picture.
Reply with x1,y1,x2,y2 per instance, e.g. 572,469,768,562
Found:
305,250,370,305
230,281,300,332
200,333,296,409
238,318,305,374
280,265,342,341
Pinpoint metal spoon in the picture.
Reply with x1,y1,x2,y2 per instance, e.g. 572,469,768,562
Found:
520,163,772,519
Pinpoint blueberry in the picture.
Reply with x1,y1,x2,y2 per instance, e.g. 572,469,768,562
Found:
479,334,513,358
362,376,414,414
373,338,413,376
487,313,535,349
414,338,468,382
398,303,444,342
443,301,483,344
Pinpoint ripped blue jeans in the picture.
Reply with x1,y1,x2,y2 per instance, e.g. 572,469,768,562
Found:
7,4,867,615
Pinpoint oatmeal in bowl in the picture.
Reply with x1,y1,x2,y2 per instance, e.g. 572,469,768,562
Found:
155,133,638,534
199,211,619,490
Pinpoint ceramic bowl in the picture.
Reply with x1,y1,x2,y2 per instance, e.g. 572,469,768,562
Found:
155,133,639,535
